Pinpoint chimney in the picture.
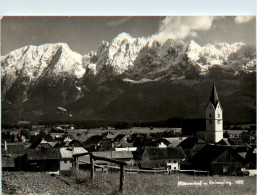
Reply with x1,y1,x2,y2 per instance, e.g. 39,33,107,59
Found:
4,140,7,150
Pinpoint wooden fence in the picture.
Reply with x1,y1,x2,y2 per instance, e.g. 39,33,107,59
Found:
73,152,126,192
73,152,209,192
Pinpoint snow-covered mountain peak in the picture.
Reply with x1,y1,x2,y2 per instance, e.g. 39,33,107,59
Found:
188,40,201,51
112,32,135,44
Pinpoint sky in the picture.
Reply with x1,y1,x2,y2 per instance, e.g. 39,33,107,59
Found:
1,16,256,56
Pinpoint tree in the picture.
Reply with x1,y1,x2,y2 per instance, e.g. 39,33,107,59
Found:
223,131,230,138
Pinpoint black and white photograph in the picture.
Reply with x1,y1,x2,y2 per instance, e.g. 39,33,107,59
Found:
1,15,256,194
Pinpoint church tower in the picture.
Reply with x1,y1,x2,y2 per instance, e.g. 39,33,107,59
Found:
205,83,223,143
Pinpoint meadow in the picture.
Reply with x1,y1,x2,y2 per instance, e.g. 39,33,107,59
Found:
71,170,256,195
4,170,255,195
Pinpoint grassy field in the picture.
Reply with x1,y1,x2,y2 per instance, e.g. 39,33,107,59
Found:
2,171,256,195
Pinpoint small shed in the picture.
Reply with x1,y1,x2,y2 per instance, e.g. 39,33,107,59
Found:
60,147,88,171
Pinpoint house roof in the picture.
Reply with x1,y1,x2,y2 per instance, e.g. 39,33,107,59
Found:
60,147,88,158
190,144,243,164
113,134,126,142
218,138,231,146
1,143,28,156
144,147,185,160
178,137,206,150
78,151,133,164
163,137,187,147
209,83,219,108
69,140,84,147
93,151,133,159
27,148,60,160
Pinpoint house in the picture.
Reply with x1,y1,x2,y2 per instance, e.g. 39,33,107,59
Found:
140,147,186,170
29,139,54,149
103,132,117,140
178,137,206,158
96,140,114,151
190,144,245,175
84,135,104,151
26,148,61,171
60,146,87,171
1,141,29,171
157,137,187,148
113,134,126,143
244,146,256,169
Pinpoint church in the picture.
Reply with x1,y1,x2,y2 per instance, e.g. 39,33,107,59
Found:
205,83,223,143
197,83,223,143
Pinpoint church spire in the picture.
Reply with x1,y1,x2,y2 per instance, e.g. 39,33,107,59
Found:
209,82,219,108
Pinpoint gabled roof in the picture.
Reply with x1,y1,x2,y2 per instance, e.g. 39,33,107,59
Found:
1,143,28,156
92,151,133,159
27,148,60,160
218,138,231,146
113,134,126,142
190,144,243,164
178,137,206,150
209,83,220,108
29,139,53,149
60,147,88,158
162,137,187,147
144,147,185,160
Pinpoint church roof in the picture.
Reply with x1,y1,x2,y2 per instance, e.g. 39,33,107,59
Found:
209,83,219,108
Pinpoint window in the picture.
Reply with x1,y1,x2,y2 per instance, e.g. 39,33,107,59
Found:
217,120,220,124
64,160,67,163
209,113,212,118
174,167,176,170
174,160,177,163
169,160,171,163
209,120,212,124
218,114,220,118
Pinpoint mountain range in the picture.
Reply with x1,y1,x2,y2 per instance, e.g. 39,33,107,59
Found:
1,33,256,125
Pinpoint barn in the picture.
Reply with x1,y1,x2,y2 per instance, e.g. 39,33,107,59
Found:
190,144,245,175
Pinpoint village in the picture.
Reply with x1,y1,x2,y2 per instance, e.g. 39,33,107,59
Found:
2,83,256,178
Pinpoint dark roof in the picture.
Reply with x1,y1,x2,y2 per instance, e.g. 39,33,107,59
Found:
1,143,27,155
69,139,83,147
218,138,231,146
113,134,126,142
209,83,219,108
85,135,103,145
178,137,206,150
140,160,166,169
190,144,243,164
144,147,185,160
29,139,53,149
27,148,60,160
